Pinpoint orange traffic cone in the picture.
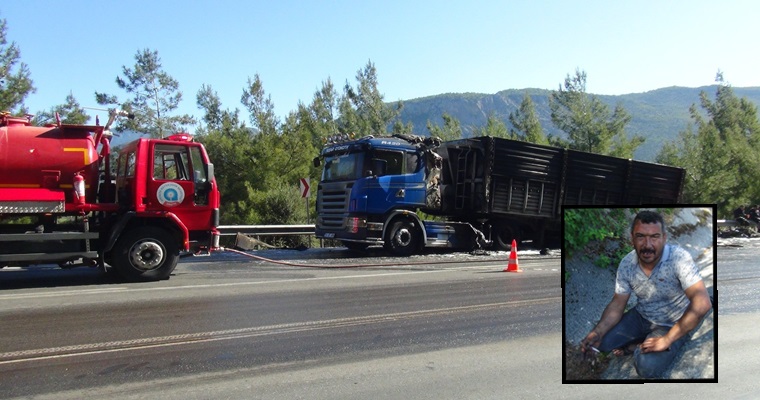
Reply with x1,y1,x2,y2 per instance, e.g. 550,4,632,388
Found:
504,239,522,272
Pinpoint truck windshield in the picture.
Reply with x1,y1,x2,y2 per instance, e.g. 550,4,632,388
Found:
322,152,364,182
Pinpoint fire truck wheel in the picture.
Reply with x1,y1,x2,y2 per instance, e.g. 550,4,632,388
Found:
112,227,179,282
384,219,419,256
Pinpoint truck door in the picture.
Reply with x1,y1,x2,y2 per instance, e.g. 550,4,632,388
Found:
145,143,213,231
366,149,424,213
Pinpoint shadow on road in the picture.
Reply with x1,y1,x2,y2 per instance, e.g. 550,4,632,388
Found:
0,266,120,290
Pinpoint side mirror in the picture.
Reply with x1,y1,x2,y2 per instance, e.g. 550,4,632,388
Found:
207,163,215,183
313,157,321,168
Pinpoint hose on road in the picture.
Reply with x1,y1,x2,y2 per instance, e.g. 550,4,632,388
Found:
220,247,510,269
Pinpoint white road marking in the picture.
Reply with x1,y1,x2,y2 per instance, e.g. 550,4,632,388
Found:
0,296,560,366
0,270,449,300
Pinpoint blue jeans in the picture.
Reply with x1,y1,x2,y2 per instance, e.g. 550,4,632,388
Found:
598,308,689,378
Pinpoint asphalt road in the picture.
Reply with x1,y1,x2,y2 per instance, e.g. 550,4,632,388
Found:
2,244,759,399
0,250,561,399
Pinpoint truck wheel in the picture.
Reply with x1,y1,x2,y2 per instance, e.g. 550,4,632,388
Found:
384,219,419,256
492,223,519,251
112,227,178,282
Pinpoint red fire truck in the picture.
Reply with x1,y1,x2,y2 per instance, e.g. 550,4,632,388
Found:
0,110,220,281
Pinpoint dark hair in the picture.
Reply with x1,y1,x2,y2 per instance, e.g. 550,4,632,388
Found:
631,210,665,234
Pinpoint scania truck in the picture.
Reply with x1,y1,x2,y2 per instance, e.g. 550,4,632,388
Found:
314,134,684,255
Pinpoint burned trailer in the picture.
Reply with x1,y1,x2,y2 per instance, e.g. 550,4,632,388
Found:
427,136,685,249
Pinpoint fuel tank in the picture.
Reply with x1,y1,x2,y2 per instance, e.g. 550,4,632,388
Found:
0,115,101,204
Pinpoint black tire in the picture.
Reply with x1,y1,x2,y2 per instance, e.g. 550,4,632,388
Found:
384,219,420,256
342,241,370,252
111,226,178,282
492,222,519,251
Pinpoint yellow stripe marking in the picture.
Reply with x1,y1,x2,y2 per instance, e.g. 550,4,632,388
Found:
63,147,91,165
0,184,40,188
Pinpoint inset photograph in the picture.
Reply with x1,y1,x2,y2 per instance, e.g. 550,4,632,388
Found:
562,206,716,382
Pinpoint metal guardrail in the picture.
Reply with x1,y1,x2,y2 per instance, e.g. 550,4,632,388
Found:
217,224,315,237
222,220,746,235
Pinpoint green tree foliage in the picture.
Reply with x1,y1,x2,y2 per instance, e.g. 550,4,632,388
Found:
474,113,511,138
195,85,254,224
196,60,407,227
564,208,633,267
251,181,308,225
339,60,403,135
196,83,224,129
32,92,89,125
95,49,194,138
297,78,340,149
241,74,279,137
657,74,760,216
509,92,548,145
249,182,310,247
197,76,316,226
240,74,314,192
391,119,414,135
426,112,463,141
0,17,34,114
550,69,643,157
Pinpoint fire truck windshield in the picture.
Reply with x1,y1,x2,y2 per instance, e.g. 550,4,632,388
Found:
321,152,364,182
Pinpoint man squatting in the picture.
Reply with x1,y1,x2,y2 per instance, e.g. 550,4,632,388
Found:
580,210,712,378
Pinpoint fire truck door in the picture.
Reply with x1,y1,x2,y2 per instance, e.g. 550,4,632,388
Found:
146,144,210,231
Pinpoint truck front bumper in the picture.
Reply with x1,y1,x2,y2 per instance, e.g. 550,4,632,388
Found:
316,215,383,243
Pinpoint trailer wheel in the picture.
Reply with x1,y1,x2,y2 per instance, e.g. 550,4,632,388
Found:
112,227,178,282
492,223,520,251
384,219,420,256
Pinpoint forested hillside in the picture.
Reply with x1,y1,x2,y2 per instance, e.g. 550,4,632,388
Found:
5,6,760,222
398,86,760,161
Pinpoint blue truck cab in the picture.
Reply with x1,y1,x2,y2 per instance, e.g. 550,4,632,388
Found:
314,134,485,255
315,135,427,254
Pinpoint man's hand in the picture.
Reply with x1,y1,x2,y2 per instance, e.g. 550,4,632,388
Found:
580,330,601,353
640,336,672,353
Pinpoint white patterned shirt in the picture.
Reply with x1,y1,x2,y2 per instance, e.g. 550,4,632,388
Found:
614,244,702,327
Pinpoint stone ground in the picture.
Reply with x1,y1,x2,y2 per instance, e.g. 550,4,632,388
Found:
564,207,715,380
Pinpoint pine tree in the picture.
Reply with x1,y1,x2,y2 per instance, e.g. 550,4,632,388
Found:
657,73,760,216
195,83,257,224
95,49,194,138
549,69,643,157
299,78,340,148
0,17,34,114
426,113,463,141
509,92,548,145
474,113,511,138
340,60,402,135
33,92,89,125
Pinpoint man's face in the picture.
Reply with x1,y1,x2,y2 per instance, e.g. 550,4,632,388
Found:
631,220,666,268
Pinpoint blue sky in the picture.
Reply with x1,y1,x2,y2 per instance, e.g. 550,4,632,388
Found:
3,0,759,127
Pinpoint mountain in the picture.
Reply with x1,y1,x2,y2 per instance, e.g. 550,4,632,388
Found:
396,86,760,161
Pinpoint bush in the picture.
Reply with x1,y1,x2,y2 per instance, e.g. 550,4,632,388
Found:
249,183,311,248
564,208,633,263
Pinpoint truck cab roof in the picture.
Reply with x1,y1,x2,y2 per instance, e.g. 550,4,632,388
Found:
321,135,419,157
